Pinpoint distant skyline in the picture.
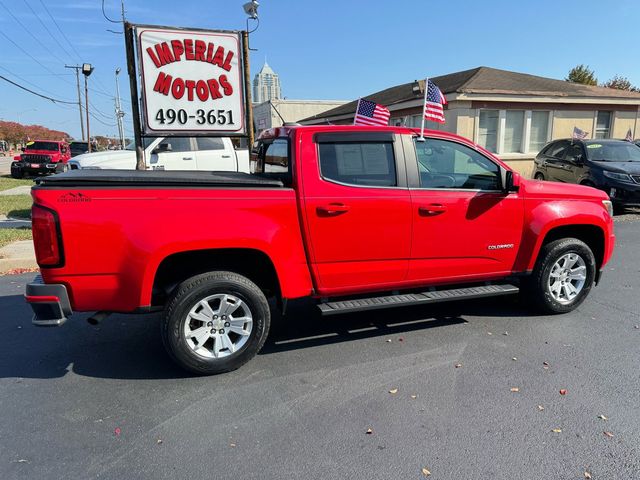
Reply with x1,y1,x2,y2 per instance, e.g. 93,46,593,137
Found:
0,0,638,139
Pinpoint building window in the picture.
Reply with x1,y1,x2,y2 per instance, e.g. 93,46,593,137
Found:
504,111,525,153
477,109,551,154
478,110,499,153
595,111,612,139
529,111,550,152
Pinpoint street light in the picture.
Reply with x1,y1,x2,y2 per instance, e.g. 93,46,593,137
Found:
243,0,259,19
114,68,126,149
242,1,259,146
82,63,94,152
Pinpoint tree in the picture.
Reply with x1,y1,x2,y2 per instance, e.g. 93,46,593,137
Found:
566,64,597,86
601,75,639,92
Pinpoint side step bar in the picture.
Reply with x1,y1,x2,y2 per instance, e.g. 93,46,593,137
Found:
317,284,519,316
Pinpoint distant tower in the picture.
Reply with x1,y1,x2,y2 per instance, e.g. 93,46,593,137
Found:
253,60,281,103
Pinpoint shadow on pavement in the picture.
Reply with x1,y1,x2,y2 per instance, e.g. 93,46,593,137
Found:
0,292,538,381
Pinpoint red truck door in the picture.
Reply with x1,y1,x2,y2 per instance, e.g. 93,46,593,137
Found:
405,136,524,282
300,131,412,294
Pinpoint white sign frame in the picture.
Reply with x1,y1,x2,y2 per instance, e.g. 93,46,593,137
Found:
135,25,246,136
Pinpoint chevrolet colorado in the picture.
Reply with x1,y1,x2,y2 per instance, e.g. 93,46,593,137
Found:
26,126,615,374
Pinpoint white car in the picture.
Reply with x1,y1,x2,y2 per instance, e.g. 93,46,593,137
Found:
69,137,250,172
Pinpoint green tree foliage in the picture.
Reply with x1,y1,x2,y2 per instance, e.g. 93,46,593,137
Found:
601,75,639,92
565,64,598,86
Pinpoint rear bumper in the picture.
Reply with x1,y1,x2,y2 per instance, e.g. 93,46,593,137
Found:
25,276,72,326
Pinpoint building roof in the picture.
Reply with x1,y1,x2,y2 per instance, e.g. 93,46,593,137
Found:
300,66,640,122
257,61,276,75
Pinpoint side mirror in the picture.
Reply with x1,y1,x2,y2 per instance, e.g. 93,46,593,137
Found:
153,143,172,154
504,170,521,193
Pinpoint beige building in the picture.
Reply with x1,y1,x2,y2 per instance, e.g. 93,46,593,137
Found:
300,67,640,177
253,99,348,135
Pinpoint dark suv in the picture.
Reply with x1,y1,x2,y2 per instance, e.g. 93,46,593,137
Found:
533,139,640,212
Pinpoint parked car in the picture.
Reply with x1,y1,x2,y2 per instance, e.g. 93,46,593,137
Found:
69,141,89,157
10,140,71,178
26,126,615,374
68,136,250,173
533,138,640,212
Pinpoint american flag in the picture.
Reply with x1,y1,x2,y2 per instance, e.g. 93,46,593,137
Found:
625,128,633,142
572,126,589,140
424,80,447,124
353,99,390,126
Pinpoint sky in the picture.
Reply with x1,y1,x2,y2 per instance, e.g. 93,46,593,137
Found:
0,0,638,140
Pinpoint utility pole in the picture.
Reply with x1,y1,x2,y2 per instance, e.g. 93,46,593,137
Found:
82,63,94,152
65,65,85,140
115,68,125,149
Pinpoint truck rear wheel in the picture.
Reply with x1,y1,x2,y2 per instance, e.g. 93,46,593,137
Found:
161,271,270,375
524,238,596,314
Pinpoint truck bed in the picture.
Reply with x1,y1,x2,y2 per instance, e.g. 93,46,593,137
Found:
34,170,284,188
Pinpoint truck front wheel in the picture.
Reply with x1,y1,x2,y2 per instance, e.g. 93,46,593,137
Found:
524,238,596,314
161,271,270,375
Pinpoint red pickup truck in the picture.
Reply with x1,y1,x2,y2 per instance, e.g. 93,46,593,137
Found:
26,126,615,374
11,140,71,178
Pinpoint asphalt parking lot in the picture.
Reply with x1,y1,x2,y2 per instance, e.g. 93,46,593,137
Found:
1,217,639,480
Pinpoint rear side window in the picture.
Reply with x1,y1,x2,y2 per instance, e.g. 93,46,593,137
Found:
546,141,569,159
251,138,289,174
318,142,396,187
196,137,225,151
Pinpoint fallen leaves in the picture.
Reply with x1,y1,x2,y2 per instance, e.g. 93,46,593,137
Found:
559,389,568,395
510,387,520,393
537,405,545,411
114,427,121,437
584,471,592,479
597,414,608,421
603,431,614,438
543,361,550,369
389,388,398,394
454,363,462,368
156,438,163,445
551,428,563,433
366,428,373,435
410,394,417,399
230,443,236,448
1,267,39,276
421,467,431,477
512,357,518,361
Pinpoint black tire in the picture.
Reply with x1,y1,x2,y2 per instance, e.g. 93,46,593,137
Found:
161,271,270,375
11,169,23,179
534,172,544,180
523,238,596,314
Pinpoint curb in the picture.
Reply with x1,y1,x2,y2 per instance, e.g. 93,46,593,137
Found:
0,257,38,273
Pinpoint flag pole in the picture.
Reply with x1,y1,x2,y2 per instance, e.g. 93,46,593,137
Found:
419,77,428,141
353,98,362,125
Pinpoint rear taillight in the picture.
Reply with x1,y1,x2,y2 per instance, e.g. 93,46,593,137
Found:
31,205,64,267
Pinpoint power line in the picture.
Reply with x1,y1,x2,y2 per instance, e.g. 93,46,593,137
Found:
22,0,75,61
101,0,121,23
0,74,77,104
0,65,73,99
38,0,83,62
0,0,68,65
0,30,69,80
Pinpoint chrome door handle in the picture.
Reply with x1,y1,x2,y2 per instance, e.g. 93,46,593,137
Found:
221,155,231,158
182,157,193,160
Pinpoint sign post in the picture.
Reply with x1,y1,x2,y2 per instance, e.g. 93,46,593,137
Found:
124,23,250,170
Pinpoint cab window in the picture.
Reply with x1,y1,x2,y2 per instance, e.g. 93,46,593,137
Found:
318,142,396,187
415,138,500,190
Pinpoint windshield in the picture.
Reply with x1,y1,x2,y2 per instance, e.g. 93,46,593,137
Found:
585,142,640,162
126,138,155,150
25,141,58,151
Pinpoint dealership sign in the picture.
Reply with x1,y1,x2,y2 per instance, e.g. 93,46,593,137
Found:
136,26,246,135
